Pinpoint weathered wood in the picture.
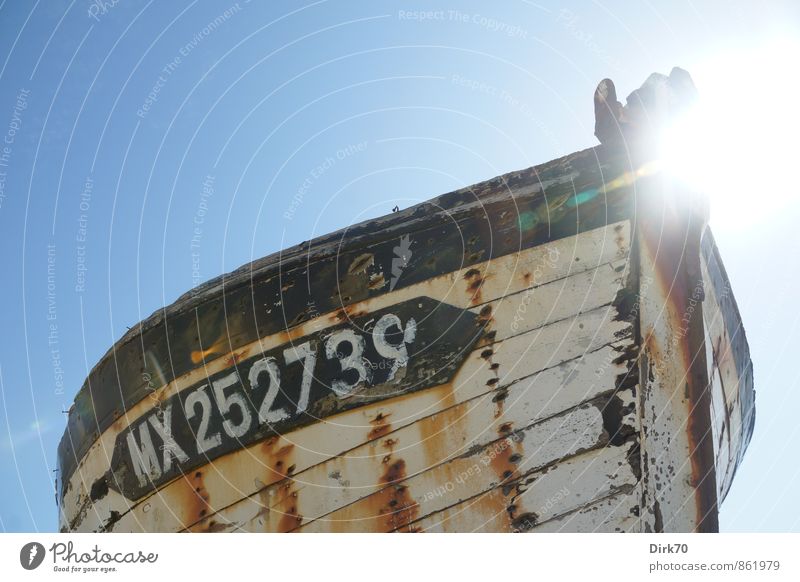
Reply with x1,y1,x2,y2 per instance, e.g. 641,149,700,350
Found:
299,394,638,533
195,403,610,533
699,230,754,502
114,305,633,533
529,490,641,533
60,220,631,530
107,298,482,501
192,346,637,533
397,440,640,533
62,223,632,532
635,170,717,532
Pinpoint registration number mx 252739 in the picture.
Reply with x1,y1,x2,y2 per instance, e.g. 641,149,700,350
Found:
105,297,482,499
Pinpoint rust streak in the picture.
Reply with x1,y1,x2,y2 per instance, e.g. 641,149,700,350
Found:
184,470,211,524
368,412,392,441
276,481,303,532
640,185,717,531
463,268,486,306
190,338,229,365
377,459,420,532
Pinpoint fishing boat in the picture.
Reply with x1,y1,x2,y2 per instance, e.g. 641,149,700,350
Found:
57,70,755,532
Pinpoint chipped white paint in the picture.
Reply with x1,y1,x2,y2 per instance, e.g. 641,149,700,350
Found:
406,441,640,533
199,356,636,533
530,491,641,533
634,172,721,533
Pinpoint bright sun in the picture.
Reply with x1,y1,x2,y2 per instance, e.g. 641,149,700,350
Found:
660,37,800,231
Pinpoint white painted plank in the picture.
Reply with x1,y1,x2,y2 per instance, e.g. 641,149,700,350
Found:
211,362,637,533
202,403,609,533
530,490,641,533
326,441,640,533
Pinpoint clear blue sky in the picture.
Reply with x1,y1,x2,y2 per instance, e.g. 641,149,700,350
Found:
0,0,797,532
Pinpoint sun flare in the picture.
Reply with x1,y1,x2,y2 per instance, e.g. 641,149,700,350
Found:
660,37,800,230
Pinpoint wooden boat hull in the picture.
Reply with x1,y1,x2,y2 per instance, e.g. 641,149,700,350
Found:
57,146,754,532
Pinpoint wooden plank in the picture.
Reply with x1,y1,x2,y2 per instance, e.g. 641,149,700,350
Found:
700,230,755,503
195,402,608,533
708,365,733,500
529,490,641,533
302,434,639,533
397,441,639,533
702,258,742,412
701,256,744,502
